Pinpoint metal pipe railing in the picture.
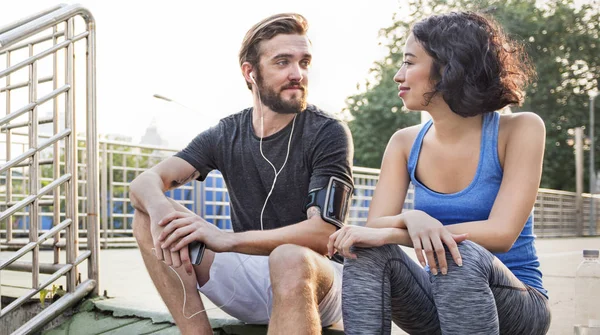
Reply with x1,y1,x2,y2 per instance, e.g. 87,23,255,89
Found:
0,129,71,174
0,4,66,35
85,13,100,294
0,218,72,270
0,250,91,318
0,32,89,78
12,279,96,335
0,84,71,126
0,75,54,93
0,174,71,221
0,3,98,331
0,4,93,49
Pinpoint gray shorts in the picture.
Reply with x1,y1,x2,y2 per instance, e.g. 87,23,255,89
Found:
198,252,343,326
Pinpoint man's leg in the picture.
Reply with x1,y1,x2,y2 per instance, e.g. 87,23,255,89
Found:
268,244,338,335
132,204,214,335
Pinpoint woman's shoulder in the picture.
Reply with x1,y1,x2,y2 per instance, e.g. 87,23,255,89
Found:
385,123,425,160
390,123,424,147
499,112,545,138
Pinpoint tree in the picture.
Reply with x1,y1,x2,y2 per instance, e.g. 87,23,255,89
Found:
344,0,600,191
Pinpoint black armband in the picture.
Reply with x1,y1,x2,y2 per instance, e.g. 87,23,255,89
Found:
305,176,353,228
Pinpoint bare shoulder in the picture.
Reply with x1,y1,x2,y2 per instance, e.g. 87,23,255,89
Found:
500,112,545,134
387,123,423,155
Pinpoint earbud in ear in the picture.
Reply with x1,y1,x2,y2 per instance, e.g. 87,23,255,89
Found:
250,72,256,84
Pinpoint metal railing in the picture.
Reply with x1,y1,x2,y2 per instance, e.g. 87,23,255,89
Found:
3,137,598,254
0,4,97,334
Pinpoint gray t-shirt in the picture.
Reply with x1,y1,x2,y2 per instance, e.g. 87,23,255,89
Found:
175,104,354,232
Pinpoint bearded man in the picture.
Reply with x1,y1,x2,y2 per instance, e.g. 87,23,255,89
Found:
129,13,354,335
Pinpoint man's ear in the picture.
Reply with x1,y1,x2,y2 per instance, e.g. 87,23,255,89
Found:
242,62,254,85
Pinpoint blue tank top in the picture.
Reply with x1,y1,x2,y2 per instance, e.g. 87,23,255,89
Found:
407,111,546,296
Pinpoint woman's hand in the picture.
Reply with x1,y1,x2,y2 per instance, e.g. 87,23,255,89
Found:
327,226,397,259
403,210,468,275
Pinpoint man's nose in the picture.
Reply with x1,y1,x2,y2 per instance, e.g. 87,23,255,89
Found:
289,64,303,82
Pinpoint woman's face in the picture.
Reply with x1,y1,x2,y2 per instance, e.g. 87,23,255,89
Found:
393,33,440,111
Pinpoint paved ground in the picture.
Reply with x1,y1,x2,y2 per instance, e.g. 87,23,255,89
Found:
2,236,599,334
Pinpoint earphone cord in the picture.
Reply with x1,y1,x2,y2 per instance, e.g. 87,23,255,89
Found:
259,111,297,231
171,80,297,320
168,255,251,319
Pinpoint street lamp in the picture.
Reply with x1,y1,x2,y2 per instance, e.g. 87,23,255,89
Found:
152,93,196,113
590,89,599,236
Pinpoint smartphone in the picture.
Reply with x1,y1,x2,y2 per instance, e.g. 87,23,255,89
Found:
189,241,206,265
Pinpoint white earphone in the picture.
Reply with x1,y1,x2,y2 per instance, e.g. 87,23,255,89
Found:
250,69,297,231
173,67,295,321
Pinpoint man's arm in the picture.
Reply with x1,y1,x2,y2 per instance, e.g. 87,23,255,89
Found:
226,120,355,256
130,156,202,271
130,156,199,218
226,207,336,256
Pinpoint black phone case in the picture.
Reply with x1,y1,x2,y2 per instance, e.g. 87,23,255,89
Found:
189,241,206,265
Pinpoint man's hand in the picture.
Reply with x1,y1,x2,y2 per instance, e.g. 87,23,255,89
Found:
150,213,193,275
158,211,234,256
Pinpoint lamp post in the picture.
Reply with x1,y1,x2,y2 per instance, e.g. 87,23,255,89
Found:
590,90,599,236
152,93,196,113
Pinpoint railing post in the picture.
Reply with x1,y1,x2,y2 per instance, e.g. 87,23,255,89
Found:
64,17,78,294
85,17,99,294
101,141,108,249
575,127,584,236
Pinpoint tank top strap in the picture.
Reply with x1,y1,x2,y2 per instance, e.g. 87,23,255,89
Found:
407,119,433,176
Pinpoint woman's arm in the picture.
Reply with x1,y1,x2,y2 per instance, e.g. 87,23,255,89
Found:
444,112,546,252
364,127,417,228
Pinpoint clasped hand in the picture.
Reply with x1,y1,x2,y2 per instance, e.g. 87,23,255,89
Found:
404,210,467,275
327,211,468,275
152,211,229,273
327,226,393,259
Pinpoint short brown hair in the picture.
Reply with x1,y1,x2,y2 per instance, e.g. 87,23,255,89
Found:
239,13,309,89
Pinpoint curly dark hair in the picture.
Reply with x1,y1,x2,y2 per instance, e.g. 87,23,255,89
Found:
411,12,535,117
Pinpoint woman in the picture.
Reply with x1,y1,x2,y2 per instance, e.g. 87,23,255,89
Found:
329,12,551,334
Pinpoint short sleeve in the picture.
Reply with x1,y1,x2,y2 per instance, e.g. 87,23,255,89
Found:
308,120,354,195
174,123,221,181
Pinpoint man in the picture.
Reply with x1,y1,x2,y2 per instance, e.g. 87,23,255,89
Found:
129,13,354,335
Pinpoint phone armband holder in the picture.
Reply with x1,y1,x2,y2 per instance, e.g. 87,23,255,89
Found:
304,176,353,228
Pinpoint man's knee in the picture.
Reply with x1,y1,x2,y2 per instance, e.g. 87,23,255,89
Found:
269,244,316,295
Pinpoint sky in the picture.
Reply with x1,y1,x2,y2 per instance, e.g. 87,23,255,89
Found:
0,0,401,149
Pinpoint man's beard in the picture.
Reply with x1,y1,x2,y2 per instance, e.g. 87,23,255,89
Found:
256,71,307,114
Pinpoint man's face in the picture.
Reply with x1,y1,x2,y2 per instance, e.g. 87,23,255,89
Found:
254,34,311,114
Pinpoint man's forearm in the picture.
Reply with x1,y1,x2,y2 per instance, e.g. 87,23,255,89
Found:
227,217,335,256
129,172,173,220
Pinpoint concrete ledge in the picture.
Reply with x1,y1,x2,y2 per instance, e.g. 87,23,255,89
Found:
92,297,344,334
94,297,245,328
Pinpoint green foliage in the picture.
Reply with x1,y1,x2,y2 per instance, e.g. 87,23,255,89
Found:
345,0,600,191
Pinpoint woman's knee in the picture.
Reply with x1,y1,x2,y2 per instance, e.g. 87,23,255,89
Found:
454,240,493,267
433,240,494,282
343,244,412,277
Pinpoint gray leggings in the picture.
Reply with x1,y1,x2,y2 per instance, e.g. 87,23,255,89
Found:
342,241,551,335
